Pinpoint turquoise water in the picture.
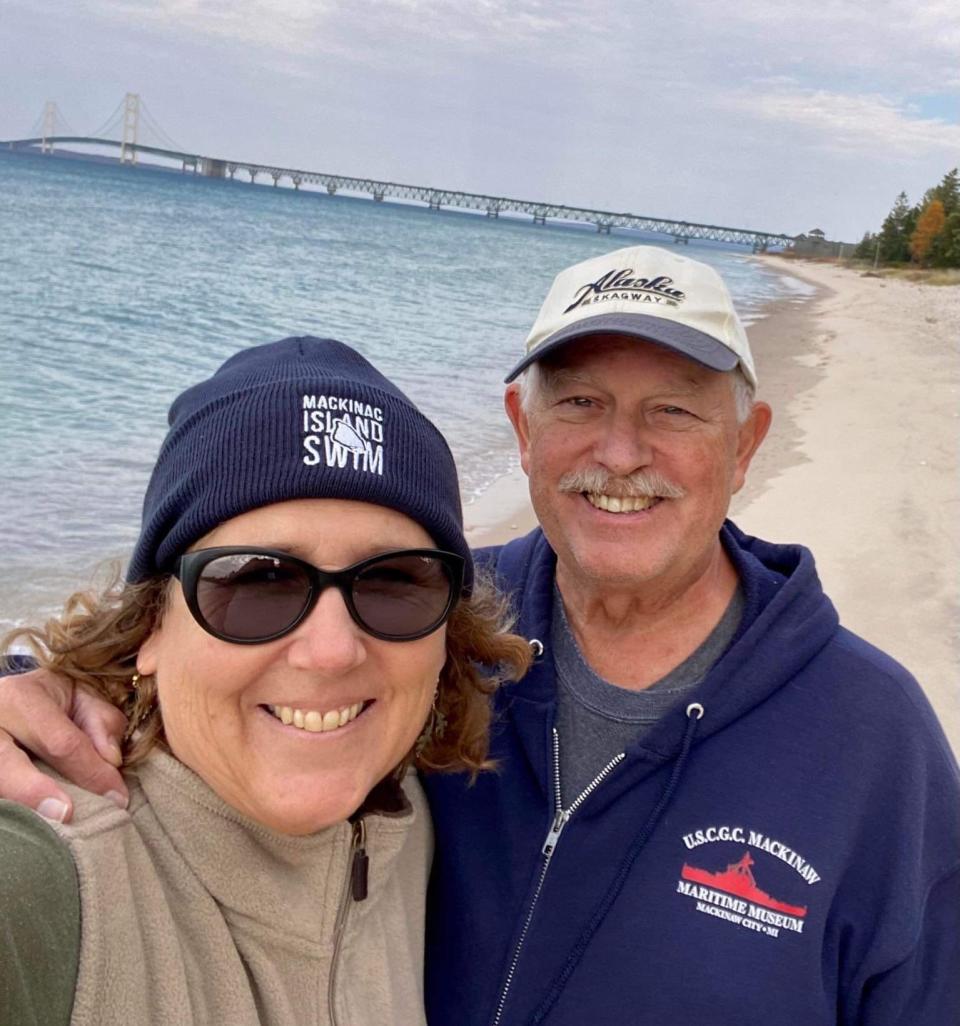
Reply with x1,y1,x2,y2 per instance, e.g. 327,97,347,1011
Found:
0,149,807,626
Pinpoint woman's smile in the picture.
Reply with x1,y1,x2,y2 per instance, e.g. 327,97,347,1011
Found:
260,699,371,734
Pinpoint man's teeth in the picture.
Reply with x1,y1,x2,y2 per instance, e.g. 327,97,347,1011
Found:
586,493,658,513
266,702,364,733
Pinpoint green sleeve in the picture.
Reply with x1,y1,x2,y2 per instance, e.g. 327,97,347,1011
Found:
0,802,80,1026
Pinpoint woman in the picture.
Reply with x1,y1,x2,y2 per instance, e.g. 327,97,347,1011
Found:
0,335,530,1026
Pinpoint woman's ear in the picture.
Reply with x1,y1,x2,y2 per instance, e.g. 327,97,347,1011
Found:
136,580,172,677
136,627,161,677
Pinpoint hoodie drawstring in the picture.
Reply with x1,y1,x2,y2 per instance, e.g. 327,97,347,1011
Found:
528,702,705,1026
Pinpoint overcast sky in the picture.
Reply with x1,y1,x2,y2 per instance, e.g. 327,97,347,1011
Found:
3,0,959,240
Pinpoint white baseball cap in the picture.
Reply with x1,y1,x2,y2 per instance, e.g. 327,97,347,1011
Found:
505,245,758,388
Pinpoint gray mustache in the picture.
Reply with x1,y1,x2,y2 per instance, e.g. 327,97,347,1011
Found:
558,467,686,500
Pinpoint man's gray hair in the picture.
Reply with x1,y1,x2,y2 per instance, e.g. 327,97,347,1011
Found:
516,358,756,423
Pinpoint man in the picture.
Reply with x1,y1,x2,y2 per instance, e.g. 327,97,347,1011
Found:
2,246,958,1025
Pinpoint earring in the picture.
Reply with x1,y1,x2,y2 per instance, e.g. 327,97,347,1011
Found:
125,671,153,740
431,690,448,742
414,689,448,758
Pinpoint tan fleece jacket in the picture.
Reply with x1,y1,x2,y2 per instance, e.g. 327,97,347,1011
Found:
47,751,432,1026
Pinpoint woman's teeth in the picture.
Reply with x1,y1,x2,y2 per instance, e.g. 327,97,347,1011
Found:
586,493,659,513
266,702,364,733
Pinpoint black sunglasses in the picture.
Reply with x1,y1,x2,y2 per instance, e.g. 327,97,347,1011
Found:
174,546,464,644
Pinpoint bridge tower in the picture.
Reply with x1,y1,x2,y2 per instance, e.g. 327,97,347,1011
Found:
40,101,57,153
120,92,141,165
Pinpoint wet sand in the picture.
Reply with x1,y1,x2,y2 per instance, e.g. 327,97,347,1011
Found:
464,259,960,753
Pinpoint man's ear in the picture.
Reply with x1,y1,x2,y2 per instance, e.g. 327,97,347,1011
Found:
732,401,772,494
504,385,532,476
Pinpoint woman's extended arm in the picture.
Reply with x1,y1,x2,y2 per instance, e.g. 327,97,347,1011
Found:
0,803,81,1025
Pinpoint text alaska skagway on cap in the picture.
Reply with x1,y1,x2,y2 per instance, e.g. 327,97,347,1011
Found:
563,269,687,314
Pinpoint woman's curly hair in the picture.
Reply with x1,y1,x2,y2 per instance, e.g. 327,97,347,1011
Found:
4,567,531,776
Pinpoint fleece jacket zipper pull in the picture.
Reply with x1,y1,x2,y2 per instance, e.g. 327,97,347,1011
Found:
351,818,369,901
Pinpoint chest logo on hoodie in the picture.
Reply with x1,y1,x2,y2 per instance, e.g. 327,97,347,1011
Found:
675,826,820,940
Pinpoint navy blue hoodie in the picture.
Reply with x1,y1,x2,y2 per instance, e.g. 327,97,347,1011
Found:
423,523,960,1026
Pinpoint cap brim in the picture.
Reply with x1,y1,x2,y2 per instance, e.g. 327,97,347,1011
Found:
504,312,740,383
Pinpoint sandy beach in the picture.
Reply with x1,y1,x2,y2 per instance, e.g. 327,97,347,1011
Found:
464,259,960,754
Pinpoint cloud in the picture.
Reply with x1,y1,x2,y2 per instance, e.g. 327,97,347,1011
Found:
98,0,326,53
717,87,960,160
60,0,600,59
20,0,960,101
690,0,960,79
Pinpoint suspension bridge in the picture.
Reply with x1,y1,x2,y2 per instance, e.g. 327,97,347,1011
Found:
3,94,797,250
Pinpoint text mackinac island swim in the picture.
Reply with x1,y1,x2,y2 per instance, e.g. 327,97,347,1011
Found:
301,394,385,476
675,825,821,942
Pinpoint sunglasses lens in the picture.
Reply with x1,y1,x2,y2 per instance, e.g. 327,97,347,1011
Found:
195,553,312,641
352,553,454,639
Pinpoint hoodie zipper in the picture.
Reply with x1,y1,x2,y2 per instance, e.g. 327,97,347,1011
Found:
327,818,369,1026
491,728,625,1026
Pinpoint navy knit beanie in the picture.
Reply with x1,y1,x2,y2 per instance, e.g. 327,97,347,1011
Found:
128,336,472,590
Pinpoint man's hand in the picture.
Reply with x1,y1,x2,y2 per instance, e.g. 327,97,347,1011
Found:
0,668,129,822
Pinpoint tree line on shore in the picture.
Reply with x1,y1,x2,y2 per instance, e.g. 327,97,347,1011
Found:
855,168,960,267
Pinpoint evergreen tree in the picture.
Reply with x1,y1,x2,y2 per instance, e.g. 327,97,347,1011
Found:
854,231,877,261
878,191,916,263
926,170,960,266
934,210,960,268
932,168,960,217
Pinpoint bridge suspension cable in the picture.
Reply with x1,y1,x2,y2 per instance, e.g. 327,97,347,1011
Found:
86,96,127,140
84,93,184,151
138,98,183,153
